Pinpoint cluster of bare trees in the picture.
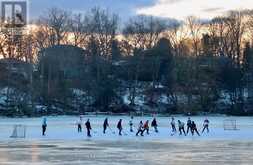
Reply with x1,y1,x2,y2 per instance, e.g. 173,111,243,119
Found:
1,7,253,115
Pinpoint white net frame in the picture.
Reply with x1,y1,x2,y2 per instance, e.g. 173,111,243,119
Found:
223,119,238,130
10,124,26,138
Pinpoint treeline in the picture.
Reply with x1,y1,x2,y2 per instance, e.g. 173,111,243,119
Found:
1,8,253,116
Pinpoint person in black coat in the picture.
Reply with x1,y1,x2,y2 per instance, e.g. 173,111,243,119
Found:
191,121,200,136
151,118,158,133
85,119,92,137
117,119,123,136
103,118,109,134
186,117,192,135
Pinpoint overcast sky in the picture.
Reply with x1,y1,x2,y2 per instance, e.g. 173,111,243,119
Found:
28,0,253,21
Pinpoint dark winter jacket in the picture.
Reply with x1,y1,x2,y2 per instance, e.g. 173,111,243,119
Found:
117,121,122,130
103,119,109,127
191,122,197,129
85,121,91,130
151,119,157,127
187,120,192,127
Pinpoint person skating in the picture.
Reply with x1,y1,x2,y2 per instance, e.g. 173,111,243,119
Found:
103,118,109,134
202,118,210,133
85,119,92,137
170,117,176,135
178,120,186,136
191,121,200,136
141,120,149,136
42,117,47,136
136,121,144,136
129,116,134,132
151,118,158,133
76,116,83,133
117,119,123,136
186,117,192,135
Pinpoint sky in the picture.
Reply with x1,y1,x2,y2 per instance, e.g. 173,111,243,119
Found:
27,0,253,21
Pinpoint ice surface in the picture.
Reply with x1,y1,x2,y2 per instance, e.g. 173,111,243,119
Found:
0,138,253,164
0,115,252,140
1,116,253,164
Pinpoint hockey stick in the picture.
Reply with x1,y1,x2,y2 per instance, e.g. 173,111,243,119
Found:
91,129,97,134
122,129,128,136
108,126,116,134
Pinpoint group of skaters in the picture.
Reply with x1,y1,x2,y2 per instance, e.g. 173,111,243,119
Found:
170,117,209,136
41,116,210,137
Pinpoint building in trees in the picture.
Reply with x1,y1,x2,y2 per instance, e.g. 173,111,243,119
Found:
37,45,87,109
38,45,86,81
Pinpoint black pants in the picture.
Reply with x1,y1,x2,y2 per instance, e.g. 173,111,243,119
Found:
130,124,133,132
172,125,176,132
187,125,191,134
103,126,107,134
154,126,158,133
136,129,143,136
202,125,209,133
141,128,149,135
179,127,186,136
118,128,122,136
87,129,91,137
78,124,82,132
42,125,47,136
191,128,200,136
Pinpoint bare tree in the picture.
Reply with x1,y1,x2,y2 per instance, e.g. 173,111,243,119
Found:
69,13,89,47
166,21,187,56
39,8,70,46
186,16,202,56
123,15,168,54
226,11,246,65
86,7,119,60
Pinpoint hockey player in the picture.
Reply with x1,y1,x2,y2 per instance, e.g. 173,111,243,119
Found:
76,116,83,133
136,121,144,136
129,116,134,132
186,117,192,135
42,117,47,136
85,119,92,137
103,118,109,134
178,120,186,136
171,117,176,135
191,121,200,136
117,119,123,136
141,120,149,135
202,118,210,133
151,118,158,133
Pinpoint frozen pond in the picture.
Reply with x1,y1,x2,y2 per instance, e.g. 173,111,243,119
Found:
0,115,253,164
0,115,252,140
1,139,253,164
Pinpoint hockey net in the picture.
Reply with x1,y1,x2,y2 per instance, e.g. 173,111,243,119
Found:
10,124,26,138
223,119,238,130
